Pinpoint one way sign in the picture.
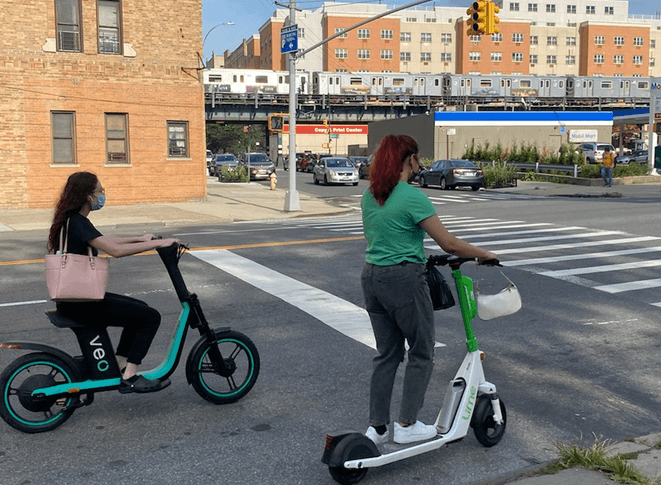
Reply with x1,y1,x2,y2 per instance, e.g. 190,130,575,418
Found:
280,24,298,54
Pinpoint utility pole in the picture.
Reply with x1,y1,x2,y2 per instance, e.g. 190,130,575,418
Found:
284,0,300,211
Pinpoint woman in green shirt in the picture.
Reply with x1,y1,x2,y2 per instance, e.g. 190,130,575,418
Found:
361,135,497,445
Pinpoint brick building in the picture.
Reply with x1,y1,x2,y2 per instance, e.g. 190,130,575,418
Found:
222,0,660,78
0,0,206,209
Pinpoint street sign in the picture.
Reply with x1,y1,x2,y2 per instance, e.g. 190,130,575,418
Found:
280,24,298,54
330,133,339,139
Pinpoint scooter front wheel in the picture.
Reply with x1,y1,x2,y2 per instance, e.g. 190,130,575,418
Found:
0,352,78,433
186,330,260,404
471,396,507,447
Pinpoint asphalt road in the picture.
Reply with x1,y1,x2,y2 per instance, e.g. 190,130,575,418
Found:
1,193,660,485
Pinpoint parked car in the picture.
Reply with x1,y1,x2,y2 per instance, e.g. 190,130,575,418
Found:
616,149,648,165
206,150,214,175
579,142,615,164
418,159,484,191
313,157,359,186
240,153,275,180
349,156,370,178
213,153,240,177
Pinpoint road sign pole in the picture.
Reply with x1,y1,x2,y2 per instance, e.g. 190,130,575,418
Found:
284,1,300,211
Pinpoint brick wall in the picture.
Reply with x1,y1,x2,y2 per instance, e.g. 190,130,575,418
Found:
0,0,205,209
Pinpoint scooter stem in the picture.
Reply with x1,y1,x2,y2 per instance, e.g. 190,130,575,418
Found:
451,268,479,352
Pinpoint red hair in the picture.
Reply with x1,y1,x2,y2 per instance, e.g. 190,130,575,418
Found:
47,172,98,253
369,134,418,205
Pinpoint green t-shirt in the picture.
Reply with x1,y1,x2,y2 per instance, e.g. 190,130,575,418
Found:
361,181,437,266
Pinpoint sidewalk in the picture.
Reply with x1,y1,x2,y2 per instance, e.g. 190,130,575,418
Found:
496,432,661,485
0,177,356,232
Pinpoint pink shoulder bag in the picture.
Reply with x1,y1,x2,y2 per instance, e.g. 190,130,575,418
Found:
45,219,109,301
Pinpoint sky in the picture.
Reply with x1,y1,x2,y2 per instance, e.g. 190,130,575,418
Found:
202,0,659,61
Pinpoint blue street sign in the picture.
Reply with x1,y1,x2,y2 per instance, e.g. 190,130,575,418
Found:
281,24,298,54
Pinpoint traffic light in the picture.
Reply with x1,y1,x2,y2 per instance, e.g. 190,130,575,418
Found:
268,115,284,132
486,1,500,35
323,119,328,127
466,1,488,36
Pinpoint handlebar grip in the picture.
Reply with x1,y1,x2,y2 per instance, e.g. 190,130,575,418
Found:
480,259,502,267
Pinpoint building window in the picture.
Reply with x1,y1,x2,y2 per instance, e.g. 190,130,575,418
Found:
633,37,644,46
167,121,189,158
105,113,128,164
546,4,555,12
298,28,305,38
613,36,625,45
421,33,432,42
566,55,576,64
400,32,411,42
651,58,655,66
567,21,577,27
381,29,393,40
594,54,604,64
420,52,431,62
381,49,393,60
357,49,370,59
547,36,557,45
441,53,452,62
613,55,624,64
491,32,503,42
357,29,370,39
567,4,576,13
512,52,523,62
633,55,643,65
547,22,555,26
51,112,76,164
335,48,348,59
512,33,524,43
55,0,82,52
400,52,411,61
530,35,538,45
98,0,122,55
469,35,481,42
547,55,557,64
594,36,605,45
651,40,656,48
566,36,576,45
530,54,538,63
586,5,595,14
334,28,347,38
605,6,614,15
469,52,481,61
491,52,502,62
510,2,519,11
441,33,452,43
528,3,537,12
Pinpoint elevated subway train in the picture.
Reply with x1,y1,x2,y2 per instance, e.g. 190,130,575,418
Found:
203,68,652,101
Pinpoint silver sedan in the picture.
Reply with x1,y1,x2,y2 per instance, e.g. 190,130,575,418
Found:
313,157,359,186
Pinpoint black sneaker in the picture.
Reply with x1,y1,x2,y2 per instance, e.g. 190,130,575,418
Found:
118,375,171,394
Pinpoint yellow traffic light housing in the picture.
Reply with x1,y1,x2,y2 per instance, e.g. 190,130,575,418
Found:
268,115,284,132
323,119,328,127
486,1,500,35
466,0,488,36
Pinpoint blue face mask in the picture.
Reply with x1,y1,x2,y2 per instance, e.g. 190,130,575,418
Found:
90,193,106,211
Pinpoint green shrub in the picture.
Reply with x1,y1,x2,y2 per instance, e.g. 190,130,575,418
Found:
482,162,517,186
614,163,650,177
220,165,248,183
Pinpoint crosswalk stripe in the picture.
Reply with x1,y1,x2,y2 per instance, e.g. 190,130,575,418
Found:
504,247,661,267
539,260,661,277
461,230,624,246
594,278,661,294
451,223,556,235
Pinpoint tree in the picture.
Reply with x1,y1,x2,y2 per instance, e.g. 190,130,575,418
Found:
206,123,265,154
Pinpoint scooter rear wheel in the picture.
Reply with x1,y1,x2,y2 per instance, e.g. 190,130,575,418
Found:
471,396,507,447
329,465,368,485
187,330,260,404
0,352,78,433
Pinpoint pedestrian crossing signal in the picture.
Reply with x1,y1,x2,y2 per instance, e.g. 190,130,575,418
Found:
268,115,284,132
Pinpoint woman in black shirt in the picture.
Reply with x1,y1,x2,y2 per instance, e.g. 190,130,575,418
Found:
48,172,178,394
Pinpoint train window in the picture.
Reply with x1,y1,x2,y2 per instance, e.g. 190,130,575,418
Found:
393,78,405,86
233,75,237,82
520,80,531,87
480,80,492,87
255,76,268,84
601,81,612,89
434,79,440,87
638,82,649,89
240,75,244,82
466,79,471,87
420,79,425,86
559,81,564,88
209,76,223,83
567,80,573,88
350,78,363,85
329,77,333,85
278,76,284,84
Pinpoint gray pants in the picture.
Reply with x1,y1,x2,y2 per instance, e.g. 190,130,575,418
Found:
361,262,435,426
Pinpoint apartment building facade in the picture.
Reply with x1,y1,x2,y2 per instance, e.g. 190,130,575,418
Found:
223,0,660,78
1,0,206,209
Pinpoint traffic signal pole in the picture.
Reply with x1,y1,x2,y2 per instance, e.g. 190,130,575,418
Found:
279,0,434,212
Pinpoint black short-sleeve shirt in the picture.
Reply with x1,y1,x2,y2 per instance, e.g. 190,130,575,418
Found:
56,213,103,256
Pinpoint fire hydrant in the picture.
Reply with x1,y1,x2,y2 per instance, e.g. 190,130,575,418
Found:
269,171,277,190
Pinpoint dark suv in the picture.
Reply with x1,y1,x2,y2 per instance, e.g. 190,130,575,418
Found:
240,153,275,180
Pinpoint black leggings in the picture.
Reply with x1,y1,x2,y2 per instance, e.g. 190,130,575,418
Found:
56,293,161,365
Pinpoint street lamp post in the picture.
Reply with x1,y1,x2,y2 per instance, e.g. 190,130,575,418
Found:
202,22,235,65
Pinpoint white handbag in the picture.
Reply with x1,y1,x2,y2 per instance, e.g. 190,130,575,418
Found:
476,273,522,321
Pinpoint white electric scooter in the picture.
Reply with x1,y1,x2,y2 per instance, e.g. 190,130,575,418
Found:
322,255,507,485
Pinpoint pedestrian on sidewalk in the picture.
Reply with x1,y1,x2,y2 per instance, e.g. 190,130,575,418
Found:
360,134,497,446
602,147,615,187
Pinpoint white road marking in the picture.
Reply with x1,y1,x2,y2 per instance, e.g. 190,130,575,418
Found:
594,278,661,294
0,300,48,308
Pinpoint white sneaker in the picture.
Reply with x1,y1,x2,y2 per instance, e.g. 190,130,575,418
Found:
393,421,437,444
365,426,390,445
